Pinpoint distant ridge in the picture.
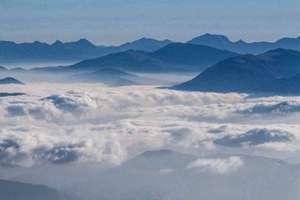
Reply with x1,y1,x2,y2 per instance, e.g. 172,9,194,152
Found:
188,33,300,54
1,34,300,65
0,38,173,64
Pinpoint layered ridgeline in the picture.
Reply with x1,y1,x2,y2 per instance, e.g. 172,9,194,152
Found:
0,38,173,64
0,179,73,200
31,43,236,85
188,33,300,54
175,49,300,94
1,34,300,64
68,43,238,72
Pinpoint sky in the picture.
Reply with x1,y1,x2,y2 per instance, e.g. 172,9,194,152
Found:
0,0,299,45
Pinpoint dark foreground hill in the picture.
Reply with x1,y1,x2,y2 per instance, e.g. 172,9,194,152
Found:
174,49,300,94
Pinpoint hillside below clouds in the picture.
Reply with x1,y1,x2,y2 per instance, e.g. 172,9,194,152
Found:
175,48,300,94
0,179,73,200
67,149,299,200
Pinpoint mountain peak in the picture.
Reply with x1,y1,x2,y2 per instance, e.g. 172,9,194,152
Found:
0,77,24,85
189,33,231,43
204,33,229,38
136,37,155,42
119,37,173,52
33,41,46,45
69,38,96,48
76,38,94,45
187,33,233,50
128,37,172,45
52,40,64,46
236,39,247,44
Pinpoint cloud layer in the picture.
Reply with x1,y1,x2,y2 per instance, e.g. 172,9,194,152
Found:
0,83,300,167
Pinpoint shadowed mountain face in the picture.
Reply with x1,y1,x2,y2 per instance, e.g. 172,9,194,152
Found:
0,38,173,64
151,43,238,70
174,49,300,94
71,50,167,72
69,43,238,72
0,77,24,85
0,179,72,200
188,33,300,54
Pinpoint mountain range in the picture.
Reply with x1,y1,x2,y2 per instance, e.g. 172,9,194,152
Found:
2,34,300,94
1,34,300,65
174,48,300,94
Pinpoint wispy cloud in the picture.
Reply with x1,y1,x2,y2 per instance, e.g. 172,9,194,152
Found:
187,156,244,174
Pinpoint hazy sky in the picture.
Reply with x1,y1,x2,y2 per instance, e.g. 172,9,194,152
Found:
0,0,299,45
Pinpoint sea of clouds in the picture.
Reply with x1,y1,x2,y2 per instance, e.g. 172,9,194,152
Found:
1,83,300,168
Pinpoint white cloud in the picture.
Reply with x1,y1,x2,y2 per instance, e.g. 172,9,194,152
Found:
187,156,244,174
